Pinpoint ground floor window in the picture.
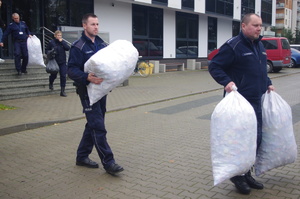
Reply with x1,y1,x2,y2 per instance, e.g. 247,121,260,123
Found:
44,0,93,31
208,17,217,54
132,4,163,59
176,12,198,58
232,21,240,37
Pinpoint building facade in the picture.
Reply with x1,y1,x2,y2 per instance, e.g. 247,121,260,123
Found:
291,0,300,35
0,0,276,60
275,0,292,35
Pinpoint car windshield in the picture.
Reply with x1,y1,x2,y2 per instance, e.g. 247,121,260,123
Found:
281,39,290,49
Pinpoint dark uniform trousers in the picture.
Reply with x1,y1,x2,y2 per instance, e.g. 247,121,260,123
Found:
14,40,28,72
76,90,115,169
49,62,67,87
248,99,263,153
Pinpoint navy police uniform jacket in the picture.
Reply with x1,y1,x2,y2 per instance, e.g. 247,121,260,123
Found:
46,39,70,65
209,31,272,100
1,21,31,42
68,32,108,86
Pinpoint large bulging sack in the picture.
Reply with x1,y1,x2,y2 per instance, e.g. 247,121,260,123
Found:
210,89,257,186
84,40,138,105
255,91,297,176
27,35,46,67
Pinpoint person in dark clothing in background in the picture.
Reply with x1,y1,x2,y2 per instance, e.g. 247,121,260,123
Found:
209,13,275,195
67,13,124,175
46,30,70,97
0,0,5,63
0,13,32,75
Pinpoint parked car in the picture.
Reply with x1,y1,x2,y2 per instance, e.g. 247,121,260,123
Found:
290,48,300,68
290,44,300,51
133,41,162,57
207,37,291,73
261,37,291,72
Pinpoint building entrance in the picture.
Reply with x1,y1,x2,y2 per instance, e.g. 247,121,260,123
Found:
0,0,41,58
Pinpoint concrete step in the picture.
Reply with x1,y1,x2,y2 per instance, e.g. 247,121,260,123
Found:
0,59,75,101
0,59,128,101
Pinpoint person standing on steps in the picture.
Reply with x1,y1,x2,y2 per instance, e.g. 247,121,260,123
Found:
67,13,124,175
46,30,70,97
209,13,275,195
0,13,32,75
0,0,5,63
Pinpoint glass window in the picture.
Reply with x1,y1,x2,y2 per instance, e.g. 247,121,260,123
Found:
69,0,93,27
182,0,194,10
261,0,272,25
44,0,93,32
232,21,240,37
261,40,278,49
12,0,41,33
153,0,168,5
206,0,233,17
208,17,217,54
241,0,255,18
281,39,290,49
176,12,198,58
132,5,163,58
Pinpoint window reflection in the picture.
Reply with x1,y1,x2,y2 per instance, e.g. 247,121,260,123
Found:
261,0,272,25
206,0,233,17
44,0,93,31
132,5,163,58
176,12,198,58
208,17,217,54
241,0,255,18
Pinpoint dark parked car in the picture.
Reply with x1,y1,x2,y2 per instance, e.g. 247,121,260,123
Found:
290,48,300,68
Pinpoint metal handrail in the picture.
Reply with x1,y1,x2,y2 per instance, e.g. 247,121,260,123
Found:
40,26,72,54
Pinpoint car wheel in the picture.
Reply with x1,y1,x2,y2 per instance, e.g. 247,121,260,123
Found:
273,67,282,73
266,61,273,73
290,59,296,68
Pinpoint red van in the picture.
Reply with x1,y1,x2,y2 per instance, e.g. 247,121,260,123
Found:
208,37,291,73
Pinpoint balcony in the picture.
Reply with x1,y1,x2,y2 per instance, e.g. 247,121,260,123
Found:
275,23,284,29
276,3,285,9
276,13,285,19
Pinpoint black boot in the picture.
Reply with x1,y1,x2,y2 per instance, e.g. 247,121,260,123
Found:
49,83,53,90
60,87,67,97
230,176,251,195
245,170,264,189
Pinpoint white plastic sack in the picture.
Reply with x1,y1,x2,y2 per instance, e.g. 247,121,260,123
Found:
211,88,257,186
27,35,45,67
255,91,297,176
84,40,138,105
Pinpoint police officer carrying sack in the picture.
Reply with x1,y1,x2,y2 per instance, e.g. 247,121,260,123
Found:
0,13,32,75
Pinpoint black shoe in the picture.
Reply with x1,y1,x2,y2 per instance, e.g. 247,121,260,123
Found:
245,171,264,189
49,83,53,90
60,87,67,97
60,91,67,97
76,158,99,168
22,71,28,74
105,163,124,175
17,71,22,76
230,176,251,195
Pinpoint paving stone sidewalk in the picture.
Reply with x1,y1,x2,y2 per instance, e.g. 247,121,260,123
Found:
0,69,299,199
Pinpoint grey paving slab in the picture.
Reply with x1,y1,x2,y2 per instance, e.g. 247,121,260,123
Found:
0,68,300,199
0,89,299,199
1,68,299,134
